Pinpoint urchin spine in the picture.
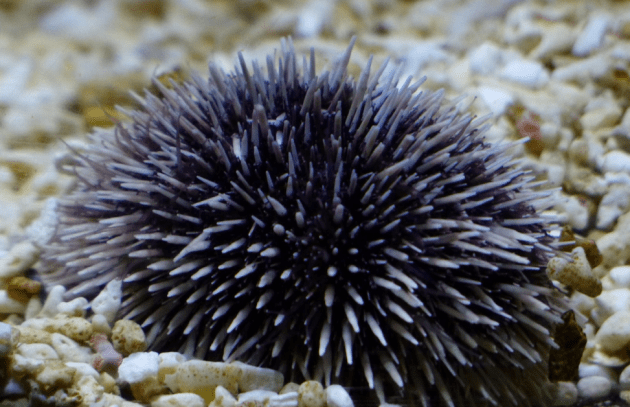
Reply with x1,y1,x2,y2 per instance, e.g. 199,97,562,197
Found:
42,37,567,407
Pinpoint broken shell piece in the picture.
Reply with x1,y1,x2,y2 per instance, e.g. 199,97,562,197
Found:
547,247,602,297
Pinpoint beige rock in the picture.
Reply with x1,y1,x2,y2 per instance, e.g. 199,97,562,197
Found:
112,319,147,355
152,393,206,407
47,315,94,342
131,375,169,403
65,361,99,380
208,385,237,407
72,375,105,407
547,247,602,297
232,361,284,392
14,325,53,345
0,289,27,314
164,360,242,403
36,360,76,393
17,343,59,360
0,241,40,279
91,314,111,336
298,381,326,407
158,352,187,383
280,383,301,394
38,285,66,317
51,333,92,364
12,352,44,374
25,296,43,320
57,297,89,318
99,371,120,395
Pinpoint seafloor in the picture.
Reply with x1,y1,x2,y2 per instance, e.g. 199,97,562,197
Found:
1,0,630,406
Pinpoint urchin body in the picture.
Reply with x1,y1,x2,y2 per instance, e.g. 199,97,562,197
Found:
42,38,566,406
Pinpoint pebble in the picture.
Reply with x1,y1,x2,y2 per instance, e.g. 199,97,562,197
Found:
499,59,549,88
326,385,354,407
57,297,89,318
594,310,630,352
0,322,16,356
111,319,147,355
552,381,579,406
591,288,630,326
298,381,326,407
152,393,207,407
608,266,630,289
38,285,66,317
547,247,602,297
0,241,40,280
577,375,613,401
573,14,609,57
0,290,27,314
90,279,122,325
118,351,160,384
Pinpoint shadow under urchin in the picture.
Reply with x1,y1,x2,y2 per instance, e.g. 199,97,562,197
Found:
41,37,568,407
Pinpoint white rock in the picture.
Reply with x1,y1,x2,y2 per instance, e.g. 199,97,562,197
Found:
50,333,92,364
25,297,42,320
468,42,504,75
0,322,16,356
118,351,160,384
11,353,44,374
476,87,514,116
0,290,26,314
499,59,549,89
579,363,618,382
16,343,59,360
601,151,630,174
25,197,59,247
57,297,89,317
592,288,630,326
238,390,279,404
90,279,122,325
552,56,611,84
326,385,354,407
39,1,116,41
295,0,334,38
152,393,206,407
570,291,596,317
596,185,630,230
609,266,630,289
553,192,589,231
551,381,578,406
620,364,630,385
577,375,612,400
39,285,66,317
65,362,100,380
91,314,111,335
270,392,299,407
573,14,609,56
594,310,630,352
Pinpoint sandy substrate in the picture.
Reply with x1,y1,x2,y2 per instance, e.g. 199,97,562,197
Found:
1,0,630,406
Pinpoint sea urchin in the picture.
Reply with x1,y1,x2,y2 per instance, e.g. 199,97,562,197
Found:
41,38,567,406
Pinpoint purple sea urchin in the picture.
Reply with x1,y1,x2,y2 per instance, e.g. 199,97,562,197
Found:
42,38,567,406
